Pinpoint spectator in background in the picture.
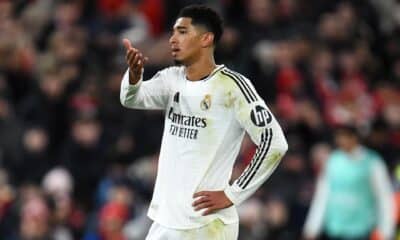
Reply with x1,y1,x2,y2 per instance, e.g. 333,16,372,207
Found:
18,68,69,155
84,180,134,240
0,96,23,177
303,125,395,240
8,184,51,240
19,127,51,184
98,201,129,240
0,169,16,237
42,167,86,239
16,196,52,240
59,114,106,211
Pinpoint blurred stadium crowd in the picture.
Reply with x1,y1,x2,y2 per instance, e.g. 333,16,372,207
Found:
0,0,399,239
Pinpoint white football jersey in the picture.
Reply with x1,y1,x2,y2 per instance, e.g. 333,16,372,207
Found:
120,65,288,229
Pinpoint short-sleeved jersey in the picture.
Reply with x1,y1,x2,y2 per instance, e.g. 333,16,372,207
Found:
120,65,288,229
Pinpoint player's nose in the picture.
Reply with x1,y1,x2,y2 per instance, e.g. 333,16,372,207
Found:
169,34,177,45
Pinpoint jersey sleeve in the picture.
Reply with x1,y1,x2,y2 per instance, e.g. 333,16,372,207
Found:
222,69,288,205
303,172,329,238
120,68,171,110
370,157,395,240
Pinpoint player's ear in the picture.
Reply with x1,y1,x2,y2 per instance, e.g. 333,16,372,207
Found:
201,32,214,48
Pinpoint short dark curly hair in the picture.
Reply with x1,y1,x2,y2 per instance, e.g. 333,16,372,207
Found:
177,5,224,45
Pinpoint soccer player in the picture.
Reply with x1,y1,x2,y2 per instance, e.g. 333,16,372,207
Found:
120,5,288,240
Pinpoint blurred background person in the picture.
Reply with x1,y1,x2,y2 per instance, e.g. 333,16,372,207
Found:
303,125,395,240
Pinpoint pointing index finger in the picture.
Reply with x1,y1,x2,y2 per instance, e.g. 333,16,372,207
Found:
122,38,133,50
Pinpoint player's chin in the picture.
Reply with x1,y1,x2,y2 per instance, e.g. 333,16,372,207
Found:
173,59,184,66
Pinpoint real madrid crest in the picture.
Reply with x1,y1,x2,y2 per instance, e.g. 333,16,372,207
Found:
200,94,212,111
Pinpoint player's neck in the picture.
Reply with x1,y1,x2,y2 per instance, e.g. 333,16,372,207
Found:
185,55,216,81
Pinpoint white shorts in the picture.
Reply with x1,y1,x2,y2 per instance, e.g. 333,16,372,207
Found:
145,219,239,240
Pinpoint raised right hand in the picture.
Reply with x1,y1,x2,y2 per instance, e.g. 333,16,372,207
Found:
122,38,148,84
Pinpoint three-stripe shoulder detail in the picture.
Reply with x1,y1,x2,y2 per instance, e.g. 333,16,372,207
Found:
220,69,258,103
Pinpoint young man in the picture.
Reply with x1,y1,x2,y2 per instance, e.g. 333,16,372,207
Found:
303,125,395,240
120,5,288,240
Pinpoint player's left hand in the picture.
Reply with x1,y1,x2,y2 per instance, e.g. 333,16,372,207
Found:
192,191,233,216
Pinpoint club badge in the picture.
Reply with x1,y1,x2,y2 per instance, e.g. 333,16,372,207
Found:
200,94,212,111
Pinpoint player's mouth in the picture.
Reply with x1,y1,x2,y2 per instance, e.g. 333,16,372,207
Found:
171,48,180,57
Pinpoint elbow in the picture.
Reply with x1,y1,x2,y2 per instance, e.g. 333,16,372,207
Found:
277,136,289,156
120,93,127,108
283,138,289,154
120,91,133,108
262,128,288,157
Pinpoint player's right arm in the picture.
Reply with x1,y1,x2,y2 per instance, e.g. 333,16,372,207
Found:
120,38,170,110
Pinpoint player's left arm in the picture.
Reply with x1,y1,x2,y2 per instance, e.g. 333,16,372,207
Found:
193,71,288,215
223,73,288,206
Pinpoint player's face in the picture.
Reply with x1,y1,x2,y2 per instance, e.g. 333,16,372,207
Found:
169,17,205,65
